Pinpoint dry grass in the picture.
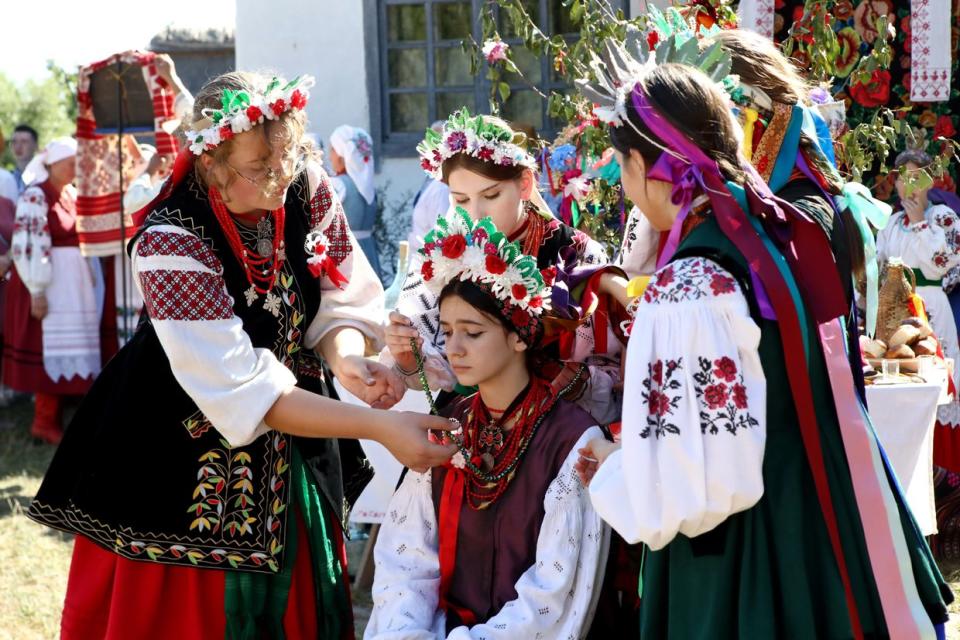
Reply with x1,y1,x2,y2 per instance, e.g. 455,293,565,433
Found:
0,400,957,639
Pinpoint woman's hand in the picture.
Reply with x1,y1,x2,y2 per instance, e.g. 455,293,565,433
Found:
30,293,48,320
903,196,927,224
334,355,406,409
376,411,458,472
385,311,423,372
574,437,620,486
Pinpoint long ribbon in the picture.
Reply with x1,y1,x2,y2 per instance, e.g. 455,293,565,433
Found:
437,469,477,627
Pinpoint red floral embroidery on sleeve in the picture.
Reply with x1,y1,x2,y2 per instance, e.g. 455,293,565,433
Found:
640,358,683,439
693,357,759,435
643,258,740,304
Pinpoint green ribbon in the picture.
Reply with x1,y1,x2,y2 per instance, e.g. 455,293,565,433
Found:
837,183,892,337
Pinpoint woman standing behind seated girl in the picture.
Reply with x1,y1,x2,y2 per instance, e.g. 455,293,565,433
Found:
329,125,381,278
366,212,609,639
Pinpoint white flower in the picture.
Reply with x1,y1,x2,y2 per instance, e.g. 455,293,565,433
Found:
564,174,591,199
482,40,510,64
451,451,466,469
231,112,253,133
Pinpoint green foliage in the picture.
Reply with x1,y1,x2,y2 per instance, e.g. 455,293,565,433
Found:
0,64,76,168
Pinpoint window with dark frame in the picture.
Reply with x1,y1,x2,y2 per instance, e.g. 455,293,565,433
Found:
373,0,629,157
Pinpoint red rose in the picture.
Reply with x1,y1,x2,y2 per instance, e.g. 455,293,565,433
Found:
651,361,664,385
528,296,542,309
714,357,738,382
271,99,286,116
442,234,466,259
732,384,748,409
710,274,736,296
477,147,494,161
511,307,530,328
647,390,671,416
936,116,957,140
704,384,729,410
486,254,507,274
655,266,674,288
540,266,557,287
421,260,434,281
849,70,891,108
290,90,307,110
219,125,233,141
511,283,527,300
421,159,434,172
646,30,659,50
246,105,263,122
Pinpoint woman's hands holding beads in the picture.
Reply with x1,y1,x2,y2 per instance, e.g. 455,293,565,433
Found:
385,311,423,373
378,411,458,472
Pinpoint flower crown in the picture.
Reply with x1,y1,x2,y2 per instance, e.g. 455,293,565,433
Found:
419,208,552,343
576,8,734,129
417,108,538,180
188,75,316,155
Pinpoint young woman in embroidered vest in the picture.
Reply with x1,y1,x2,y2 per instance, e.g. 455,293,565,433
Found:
366,211,609,638
383,109,628,424
27,71,456,640
3,138,106,444
574,36,952,638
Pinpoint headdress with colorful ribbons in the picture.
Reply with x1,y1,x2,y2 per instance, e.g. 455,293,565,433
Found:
419,208,551,345
579,32,938,638
417,108,538,180
187,75,315,155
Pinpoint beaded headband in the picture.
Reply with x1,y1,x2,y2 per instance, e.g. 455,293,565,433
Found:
187,75,315,156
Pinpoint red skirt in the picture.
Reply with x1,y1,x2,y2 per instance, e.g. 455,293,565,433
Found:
61,514,324,640
1,268,93,395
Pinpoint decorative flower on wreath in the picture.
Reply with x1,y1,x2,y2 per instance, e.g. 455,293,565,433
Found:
417,108,537,180
304,229,348,289
419,208,550,344
187,75,315,155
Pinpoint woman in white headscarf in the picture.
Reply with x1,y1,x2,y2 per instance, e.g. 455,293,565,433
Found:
3,137,103,444
329,125,381,277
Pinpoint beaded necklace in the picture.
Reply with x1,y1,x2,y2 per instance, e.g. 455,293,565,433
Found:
208,186,286,296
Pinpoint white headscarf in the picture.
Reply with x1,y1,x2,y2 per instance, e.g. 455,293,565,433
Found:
22,137,77,186
329,125,375,205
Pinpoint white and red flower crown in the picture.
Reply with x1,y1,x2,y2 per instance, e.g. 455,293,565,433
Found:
416,108,538,180
420,208,553,343
188,75,315,155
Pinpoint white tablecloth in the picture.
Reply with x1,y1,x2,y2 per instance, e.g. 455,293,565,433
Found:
866,367,949,536
334,380,429,524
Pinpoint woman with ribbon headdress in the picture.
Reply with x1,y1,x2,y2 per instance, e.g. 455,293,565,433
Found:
3,137,104,444
329,125,382,278
574,32,951,638
384,109,628,425
366,211,610,638
26,71,456,639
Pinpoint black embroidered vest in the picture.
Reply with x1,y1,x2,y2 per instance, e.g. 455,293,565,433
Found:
28,172,372,574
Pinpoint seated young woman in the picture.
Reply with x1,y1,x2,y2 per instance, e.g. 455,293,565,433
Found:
365,211,610,639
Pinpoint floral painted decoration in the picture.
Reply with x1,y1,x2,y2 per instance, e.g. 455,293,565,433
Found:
416,108,538,180
187,75,315,155
419,208,550,344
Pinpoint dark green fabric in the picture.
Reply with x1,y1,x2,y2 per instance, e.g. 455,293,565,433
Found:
636,216,951,639
224,445,349,639
912,268,943,288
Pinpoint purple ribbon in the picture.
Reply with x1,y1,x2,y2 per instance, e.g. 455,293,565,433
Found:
630,90,778,320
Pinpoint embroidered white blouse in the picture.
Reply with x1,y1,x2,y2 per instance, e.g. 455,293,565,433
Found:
129,162,384,449
365,426,609,640
589,257,767,550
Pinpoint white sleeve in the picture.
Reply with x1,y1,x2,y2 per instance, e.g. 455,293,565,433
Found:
123,172,161,213
589,257,766,550
365,470,444,640
132,225,297,448
616,206,659,278
409,181,450,254
0,170,17,203
911,216,956,279
11,186,52,295
447,427,609,639
928,204,960,278
303,162,385,351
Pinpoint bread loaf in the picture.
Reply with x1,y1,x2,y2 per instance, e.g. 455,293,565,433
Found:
889,324,922,349
914,337,939,356
860,337,887,359
885,344,916,359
